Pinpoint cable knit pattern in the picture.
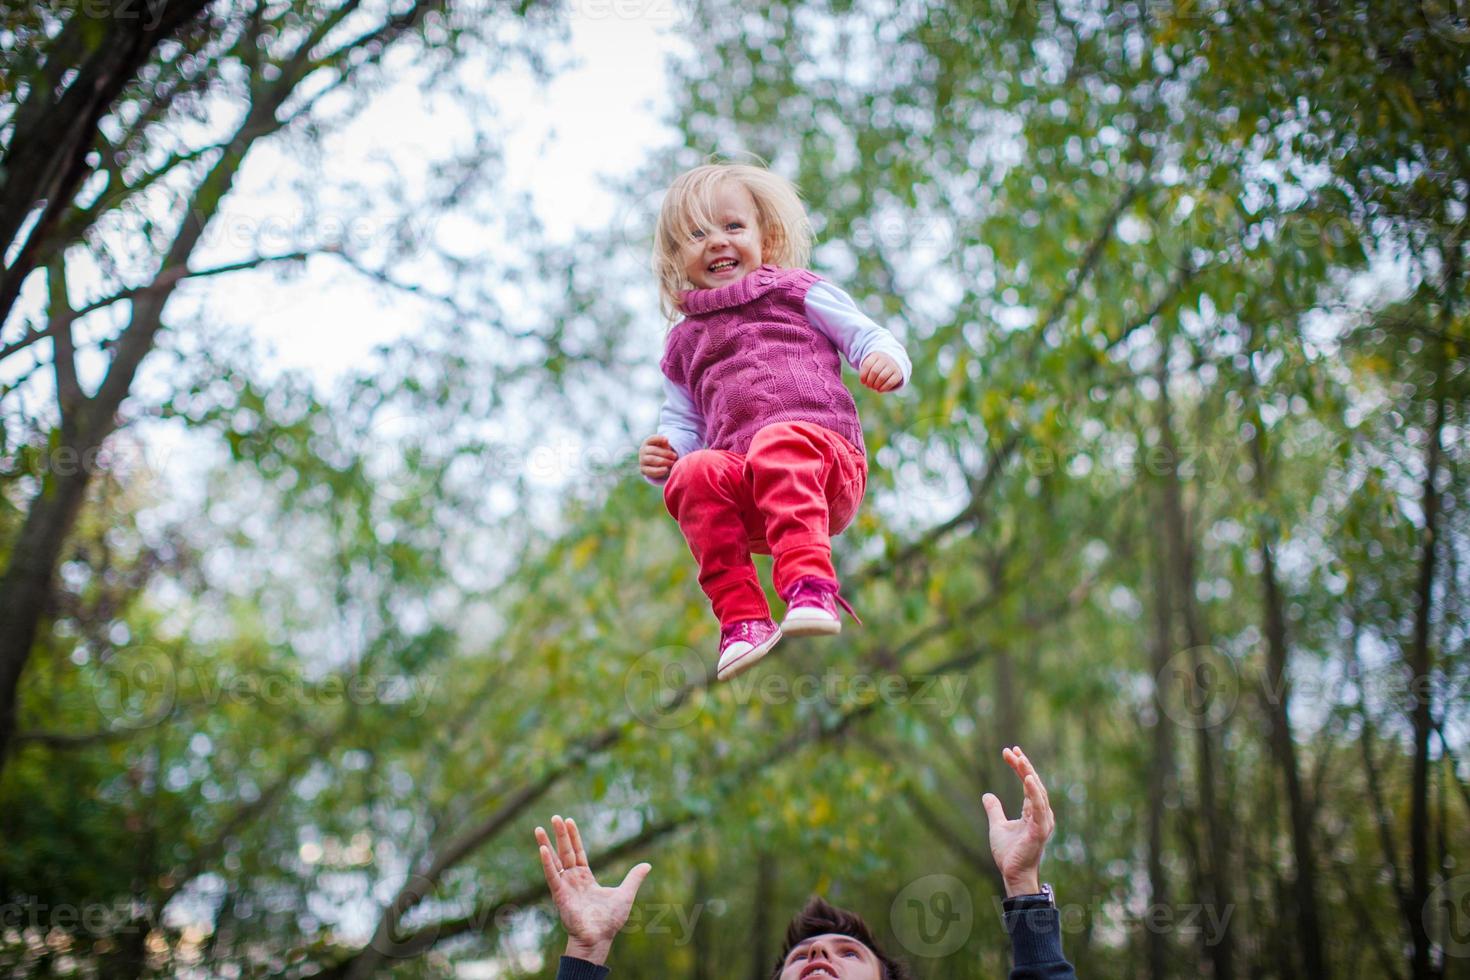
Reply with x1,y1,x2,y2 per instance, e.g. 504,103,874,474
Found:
661,265,866,457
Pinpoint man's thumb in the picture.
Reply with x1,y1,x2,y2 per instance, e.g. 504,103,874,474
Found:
619,862,652,899
981,792,1006,826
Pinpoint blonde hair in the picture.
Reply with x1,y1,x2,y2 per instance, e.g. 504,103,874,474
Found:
652,163,813,322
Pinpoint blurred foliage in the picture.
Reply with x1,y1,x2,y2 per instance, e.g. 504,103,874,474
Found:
2,1,1468,979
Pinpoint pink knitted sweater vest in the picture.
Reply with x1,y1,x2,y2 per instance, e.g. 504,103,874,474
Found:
661,265,865,457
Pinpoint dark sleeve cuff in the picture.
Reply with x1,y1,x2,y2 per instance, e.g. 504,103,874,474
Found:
556,955,611,980
1001,900,1070,968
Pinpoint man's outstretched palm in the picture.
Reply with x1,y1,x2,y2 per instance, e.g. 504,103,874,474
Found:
981,746,1056,897
536,815,651,965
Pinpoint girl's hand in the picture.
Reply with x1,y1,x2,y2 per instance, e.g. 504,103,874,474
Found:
640,434,678,480
536,815,651,965
859,352,904,392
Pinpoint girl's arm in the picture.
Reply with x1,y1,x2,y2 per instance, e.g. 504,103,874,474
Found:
804,281,913,387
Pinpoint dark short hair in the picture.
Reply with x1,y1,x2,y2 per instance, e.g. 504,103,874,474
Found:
771,896,913,980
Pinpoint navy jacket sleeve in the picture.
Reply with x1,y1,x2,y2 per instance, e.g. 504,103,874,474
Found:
555,956,610,980
1004,899,1078,980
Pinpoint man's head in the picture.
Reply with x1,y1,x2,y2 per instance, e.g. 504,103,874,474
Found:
772,897,913,980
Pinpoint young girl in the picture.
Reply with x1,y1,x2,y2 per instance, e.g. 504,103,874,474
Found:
639,163,911,681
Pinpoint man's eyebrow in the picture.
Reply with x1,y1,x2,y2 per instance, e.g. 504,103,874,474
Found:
788,936,863,954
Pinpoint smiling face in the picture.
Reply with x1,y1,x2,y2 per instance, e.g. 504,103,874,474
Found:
776,932,883,980
680,179,765,290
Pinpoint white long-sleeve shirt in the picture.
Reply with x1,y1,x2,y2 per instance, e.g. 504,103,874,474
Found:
652,280,911,477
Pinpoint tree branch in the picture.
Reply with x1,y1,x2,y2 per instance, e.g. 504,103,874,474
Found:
46,259,83,418
0,325,50,364
70,249,320,321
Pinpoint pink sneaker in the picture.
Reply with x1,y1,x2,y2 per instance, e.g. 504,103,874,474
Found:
780,577,859,637
716,618,782,681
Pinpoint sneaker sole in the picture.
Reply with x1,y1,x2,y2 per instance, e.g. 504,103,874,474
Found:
716,629,783,681
781,612,841,637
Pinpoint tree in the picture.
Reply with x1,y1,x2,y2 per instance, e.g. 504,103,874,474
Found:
0,0,559,770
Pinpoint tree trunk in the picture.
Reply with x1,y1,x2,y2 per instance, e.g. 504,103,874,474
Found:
1146,496,1176,980
1154,346,1236,980
0,108,259,768
0,412,113,763
1407,380,1445,980
1248,410,1329,979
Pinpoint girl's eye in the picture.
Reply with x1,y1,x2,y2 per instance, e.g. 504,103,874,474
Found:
842,949,859,958
726,222,743,231
690,229,706,241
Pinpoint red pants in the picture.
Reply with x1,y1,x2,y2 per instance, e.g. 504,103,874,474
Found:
663,421,867,627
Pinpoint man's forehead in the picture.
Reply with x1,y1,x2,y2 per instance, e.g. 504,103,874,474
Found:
791,932,872,952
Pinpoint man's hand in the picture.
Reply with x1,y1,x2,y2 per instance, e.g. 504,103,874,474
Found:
981,746,1056,898
536,815,651,966
859,352,904,392
639,434,678,481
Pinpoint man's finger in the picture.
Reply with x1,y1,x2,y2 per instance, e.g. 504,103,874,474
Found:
1029,769,1052,816
535,827,563,874
617,862,653,901
1007,745,1034,781
552,816,577,870
1023,774,1052,829
981,791,1008,827
538,843,563,891
567,817,590,868
1014,749,1045,800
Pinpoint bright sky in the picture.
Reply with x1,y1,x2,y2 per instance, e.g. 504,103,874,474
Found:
218,8,684,382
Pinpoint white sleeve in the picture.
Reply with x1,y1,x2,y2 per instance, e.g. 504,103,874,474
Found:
647,376,706,486
804,280,913,387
